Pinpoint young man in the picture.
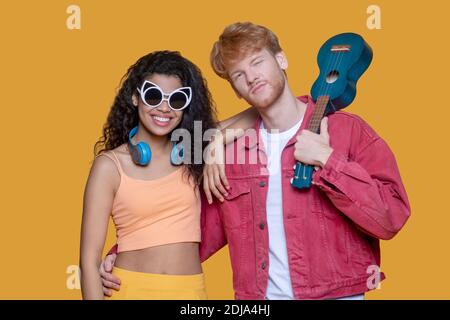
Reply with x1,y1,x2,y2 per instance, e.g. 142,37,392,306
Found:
100,22,410,300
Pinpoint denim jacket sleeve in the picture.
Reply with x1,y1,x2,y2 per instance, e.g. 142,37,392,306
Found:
199,192,228,262
312,136,411,240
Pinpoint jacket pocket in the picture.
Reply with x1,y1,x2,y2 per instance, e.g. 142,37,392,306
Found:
309,186,342,281
346,223,375,268
220,180,251,229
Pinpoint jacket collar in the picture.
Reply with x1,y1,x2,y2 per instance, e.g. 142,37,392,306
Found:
244,95,316,150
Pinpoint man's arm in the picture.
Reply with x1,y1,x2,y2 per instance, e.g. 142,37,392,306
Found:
199,191,227,262
99,247,121,297
107,244,118,255
311,123,411,240
100,190,228,295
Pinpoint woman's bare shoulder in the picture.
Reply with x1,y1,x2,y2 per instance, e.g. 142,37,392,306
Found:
91,144,127,180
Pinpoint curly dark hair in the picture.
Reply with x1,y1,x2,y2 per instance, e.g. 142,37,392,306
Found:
94,51,217,185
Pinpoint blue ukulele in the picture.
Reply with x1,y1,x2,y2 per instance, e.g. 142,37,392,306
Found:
291,33,373,189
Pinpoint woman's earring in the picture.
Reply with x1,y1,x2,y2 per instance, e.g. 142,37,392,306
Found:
132,95,138,107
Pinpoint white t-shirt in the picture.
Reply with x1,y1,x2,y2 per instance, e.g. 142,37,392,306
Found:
260,118,302,299
259,118,364,301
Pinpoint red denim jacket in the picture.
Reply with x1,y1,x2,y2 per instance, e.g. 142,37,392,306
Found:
199,95,411,300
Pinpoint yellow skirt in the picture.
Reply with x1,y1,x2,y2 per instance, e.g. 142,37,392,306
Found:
105,266,208,300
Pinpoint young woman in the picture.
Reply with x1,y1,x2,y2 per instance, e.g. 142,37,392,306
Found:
79,51,221,300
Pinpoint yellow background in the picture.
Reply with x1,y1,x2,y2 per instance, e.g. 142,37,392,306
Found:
0,0,448,299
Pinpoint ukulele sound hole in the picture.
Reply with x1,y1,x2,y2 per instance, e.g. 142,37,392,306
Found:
326,70,339,84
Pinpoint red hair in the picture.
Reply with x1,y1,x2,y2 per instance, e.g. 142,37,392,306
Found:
210,22,283,80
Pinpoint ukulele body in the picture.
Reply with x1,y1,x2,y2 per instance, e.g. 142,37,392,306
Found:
311,32,373,112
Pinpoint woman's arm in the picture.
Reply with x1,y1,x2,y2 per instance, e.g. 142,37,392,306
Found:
203,107,259,204
79,154,119,300
216,106,259,145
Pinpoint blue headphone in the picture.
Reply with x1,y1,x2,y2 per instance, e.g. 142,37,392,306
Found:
128,126,184,166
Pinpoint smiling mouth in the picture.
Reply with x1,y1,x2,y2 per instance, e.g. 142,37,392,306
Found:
150,114,172,126
152,115,171,123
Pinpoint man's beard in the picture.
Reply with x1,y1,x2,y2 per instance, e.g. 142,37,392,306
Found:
249,74,285,109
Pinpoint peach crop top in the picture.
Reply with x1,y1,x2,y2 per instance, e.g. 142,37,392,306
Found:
101,152,201,253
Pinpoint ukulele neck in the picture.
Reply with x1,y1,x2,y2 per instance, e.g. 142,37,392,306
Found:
307,95,329,133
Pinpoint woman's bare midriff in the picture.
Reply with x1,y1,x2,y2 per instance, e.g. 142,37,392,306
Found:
114,242,202,275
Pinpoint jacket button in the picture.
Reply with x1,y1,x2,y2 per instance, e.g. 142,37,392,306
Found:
261,262,267,270
259,181,266,187
259,222,265,230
